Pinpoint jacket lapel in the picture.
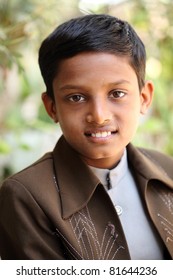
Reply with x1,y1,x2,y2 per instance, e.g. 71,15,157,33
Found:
146,180,173,258
52,136,100,219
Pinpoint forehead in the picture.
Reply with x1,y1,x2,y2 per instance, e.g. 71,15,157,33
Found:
58,52,131,70
53,52,138,87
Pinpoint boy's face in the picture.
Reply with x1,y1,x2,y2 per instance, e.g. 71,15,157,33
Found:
42,52,153,169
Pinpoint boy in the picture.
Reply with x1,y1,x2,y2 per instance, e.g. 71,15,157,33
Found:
0,14,173,260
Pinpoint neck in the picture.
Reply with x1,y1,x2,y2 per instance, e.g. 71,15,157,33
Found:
81,152,124,169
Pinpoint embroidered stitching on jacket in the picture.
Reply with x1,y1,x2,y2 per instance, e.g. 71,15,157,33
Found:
158,191,173,215
55,227,83,259
157,190,173,242
157,214,173,243
152,187,173,243
69,206,125,259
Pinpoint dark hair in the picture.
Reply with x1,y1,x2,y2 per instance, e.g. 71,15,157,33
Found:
38,14,146,100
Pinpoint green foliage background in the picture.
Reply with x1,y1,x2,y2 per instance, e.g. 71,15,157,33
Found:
0,0,173,181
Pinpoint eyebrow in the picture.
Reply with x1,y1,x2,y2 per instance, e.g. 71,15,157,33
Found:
59,80,131,91
59,85,86,91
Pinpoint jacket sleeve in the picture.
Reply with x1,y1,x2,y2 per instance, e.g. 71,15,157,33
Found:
0,179,66,260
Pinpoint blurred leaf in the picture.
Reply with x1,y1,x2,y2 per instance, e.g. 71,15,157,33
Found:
19,143,31,150
0,140,11,154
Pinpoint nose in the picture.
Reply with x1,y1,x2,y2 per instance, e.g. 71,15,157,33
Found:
86,98,112,125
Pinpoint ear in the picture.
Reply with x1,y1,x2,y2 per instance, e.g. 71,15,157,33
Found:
140,80,154,115
41,92,58,123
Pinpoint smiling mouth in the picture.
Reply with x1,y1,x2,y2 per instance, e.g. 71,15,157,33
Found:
85,131,117,138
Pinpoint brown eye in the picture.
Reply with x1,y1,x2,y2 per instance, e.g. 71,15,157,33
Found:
110,90,125,99
69,94,85,102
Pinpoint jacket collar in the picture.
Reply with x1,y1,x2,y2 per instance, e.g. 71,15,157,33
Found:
53,136,100,219
53,136,173,219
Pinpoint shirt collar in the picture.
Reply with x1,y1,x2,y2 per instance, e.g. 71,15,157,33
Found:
88,149,128,189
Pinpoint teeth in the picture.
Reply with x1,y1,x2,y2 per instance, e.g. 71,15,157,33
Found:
91,131,111,138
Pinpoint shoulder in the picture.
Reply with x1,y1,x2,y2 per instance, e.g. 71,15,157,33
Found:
2,152,53,183
0,150,62,218
0,152,54,197
129,143,173,166
127,143,173,181
138,147,173,172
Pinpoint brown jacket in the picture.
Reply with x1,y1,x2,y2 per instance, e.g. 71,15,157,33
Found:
0,136,173,260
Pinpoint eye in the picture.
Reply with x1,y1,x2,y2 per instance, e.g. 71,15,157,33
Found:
68,94,85,103
109,90,126,99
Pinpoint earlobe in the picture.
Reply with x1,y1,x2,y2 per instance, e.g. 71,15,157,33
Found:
140,81,154,115
41,92,58,123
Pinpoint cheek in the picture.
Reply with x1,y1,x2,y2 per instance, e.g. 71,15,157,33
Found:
58,104,86,127
117,104,141,135
118,101,141,121
57,112,80,135
126,108,141,126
